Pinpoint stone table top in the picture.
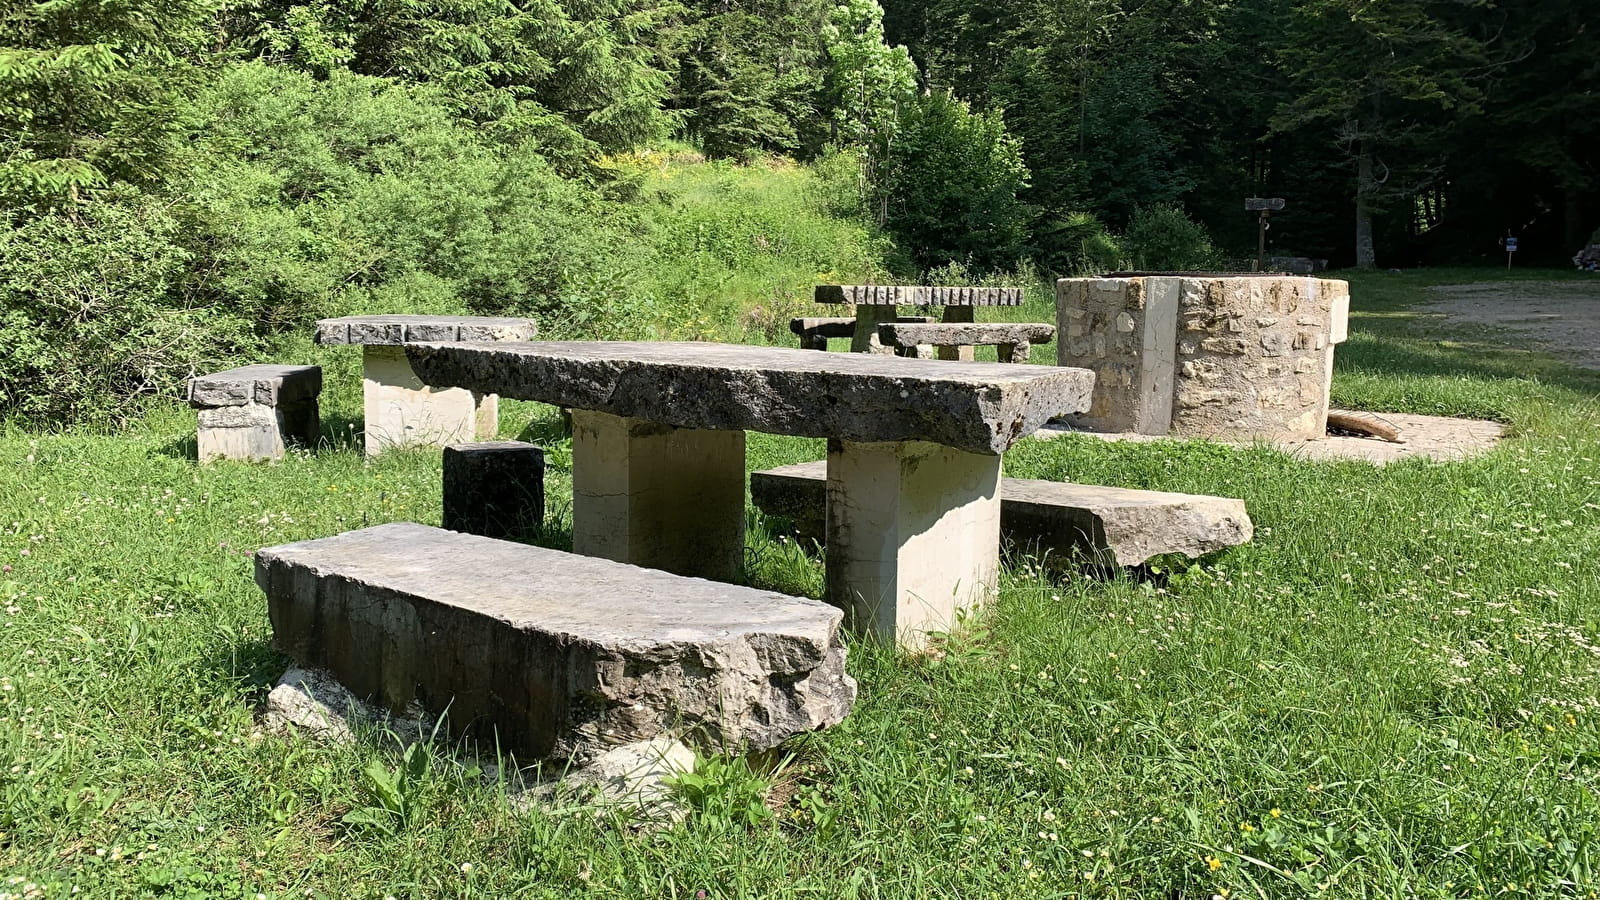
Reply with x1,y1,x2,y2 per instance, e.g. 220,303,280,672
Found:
406,341,1094,455
815,285,1024,307
315,314,537,346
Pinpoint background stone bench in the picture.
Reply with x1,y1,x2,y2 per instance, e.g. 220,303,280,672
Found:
188,364,321,462
751,461,1252,567
315,314,536,455
258,522,856,762
790,315,936,351
878,322,1055,363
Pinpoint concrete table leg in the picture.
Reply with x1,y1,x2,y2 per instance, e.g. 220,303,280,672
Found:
938,306,977,361
824,439,1001,649
570,410,746,582
363,345,497,455
851,306,900,354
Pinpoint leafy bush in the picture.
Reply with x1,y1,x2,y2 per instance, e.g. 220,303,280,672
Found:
180,63,644,334
1034,210,1125,276
1122,204,1220,271
881,92,1032,272
0,191,259,424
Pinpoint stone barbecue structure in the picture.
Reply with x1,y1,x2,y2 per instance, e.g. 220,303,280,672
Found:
1056,274,1349,440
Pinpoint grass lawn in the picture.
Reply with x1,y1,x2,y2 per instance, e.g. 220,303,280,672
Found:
2,269,1599,898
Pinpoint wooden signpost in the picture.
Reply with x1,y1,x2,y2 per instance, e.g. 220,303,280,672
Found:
1503,235,1518,269
1246,198,1285,271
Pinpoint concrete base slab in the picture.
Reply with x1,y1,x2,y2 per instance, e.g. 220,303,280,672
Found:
825,440,1001,648
1035,410,1505,464
363,345,496,455
571,410,746,582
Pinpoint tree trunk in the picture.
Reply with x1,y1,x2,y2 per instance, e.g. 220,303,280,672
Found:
1354,148,1377,269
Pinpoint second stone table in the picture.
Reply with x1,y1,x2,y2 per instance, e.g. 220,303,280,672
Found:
405,341,1095,648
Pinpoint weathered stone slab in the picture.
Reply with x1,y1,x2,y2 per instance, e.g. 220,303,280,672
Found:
405,341,1094,456
315,315,537,346
752,461,1252,567
878,322,1056,348
188,364,322,409
815,285,1024,307
442,441,546,540
257,523,856,762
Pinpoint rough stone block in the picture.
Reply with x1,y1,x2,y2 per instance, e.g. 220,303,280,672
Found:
442,441,547,540
257,523,856,762
753,461,1252,567
405,341,1095,456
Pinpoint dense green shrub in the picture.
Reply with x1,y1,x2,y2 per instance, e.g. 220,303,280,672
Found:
1033,210,1125,276
880,92,1032,272
0,191,258,424
1122,203,1221,271
180,64,642,334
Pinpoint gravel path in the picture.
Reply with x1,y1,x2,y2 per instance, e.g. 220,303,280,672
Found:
1420,279,1600,370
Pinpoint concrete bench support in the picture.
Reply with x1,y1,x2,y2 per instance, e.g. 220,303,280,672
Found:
754,461,1253,567
571,410,746,582
316,315,537,455
257,523,855,762
442,441,546,540
825,440,1001,647
188,364,321,463
363,345,497,455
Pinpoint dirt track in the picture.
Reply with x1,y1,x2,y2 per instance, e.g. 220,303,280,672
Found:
1420,279,1600,370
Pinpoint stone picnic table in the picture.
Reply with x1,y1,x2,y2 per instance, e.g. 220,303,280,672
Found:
406,340,1095,647
815,284,1025,359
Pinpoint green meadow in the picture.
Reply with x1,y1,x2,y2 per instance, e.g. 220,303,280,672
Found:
2,269,1599,898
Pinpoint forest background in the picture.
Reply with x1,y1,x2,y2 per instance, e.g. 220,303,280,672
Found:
3,0,1598,425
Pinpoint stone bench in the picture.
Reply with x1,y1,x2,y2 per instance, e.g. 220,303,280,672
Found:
188,364,321,463
315,315,537,456
878,322,1056,363
257,522,856,762
790,315,935,351
751,461,1252,567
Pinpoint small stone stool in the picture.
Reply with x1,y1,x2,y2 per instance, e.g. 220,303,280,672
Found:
188,364,322,463
442,441,546,540
315,315,537,455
